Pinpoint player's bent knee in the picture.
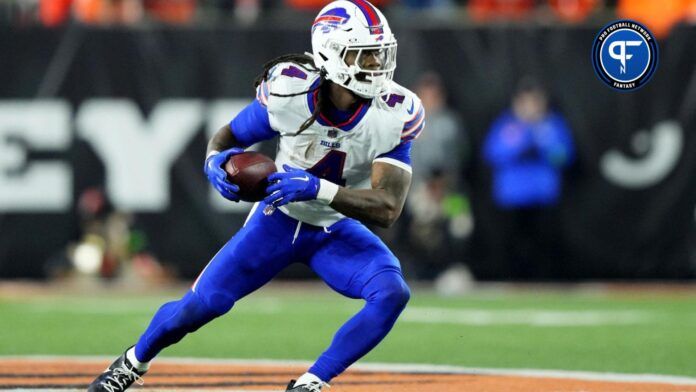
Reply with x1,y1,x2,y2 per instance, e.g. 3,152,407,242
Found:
364,271,411,311
193,283,237,315
165,291,231,335
381,278,411,310
200,291,236,316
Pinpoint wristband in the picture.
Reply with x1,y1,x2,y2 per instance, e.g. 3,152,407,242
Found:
317,179,339,204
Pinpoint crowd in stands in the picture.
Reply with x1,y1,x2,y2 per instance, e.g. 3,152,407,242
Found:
3,0,694,283
0,0,693,38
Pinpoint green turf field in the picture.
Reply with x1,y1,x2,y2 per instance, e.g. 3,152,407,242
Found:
2,285,695,377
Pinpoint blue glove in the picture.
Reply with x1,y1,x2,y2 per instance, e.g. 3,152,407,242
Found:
264,164,320,207
204,147,244,202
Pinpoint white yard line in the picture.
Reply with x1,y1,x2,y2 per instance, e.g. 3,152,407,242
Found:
18,304,656,327
2,356,696,386
402,307,654,326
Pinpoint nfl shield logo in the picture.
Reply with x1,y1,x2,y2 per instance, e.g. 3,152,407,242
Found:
327,129,338,138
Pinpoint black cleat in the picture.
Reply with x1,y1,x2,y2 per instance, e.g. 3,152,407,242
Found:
87,347,146,392
285,379,327,391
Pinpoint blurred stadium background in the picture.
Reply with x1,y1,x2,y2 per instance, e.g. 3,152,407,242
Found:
1,0,696,390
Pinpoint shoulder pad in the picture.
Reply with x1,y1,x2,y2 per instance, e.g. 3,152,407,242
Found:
256,62,319,108
376,81,425,142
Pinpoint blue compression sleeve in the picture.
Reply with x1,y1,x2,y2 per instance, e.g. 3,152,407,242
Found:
229,100,278,148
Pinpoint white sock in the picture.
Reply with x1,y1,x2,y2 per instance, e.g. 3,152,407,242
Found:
126,347,151,372
295,372,323,386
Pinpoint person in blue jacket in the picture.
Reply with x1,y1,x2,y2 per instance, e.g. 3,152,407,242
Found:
483,78,575,278
484,79,574,209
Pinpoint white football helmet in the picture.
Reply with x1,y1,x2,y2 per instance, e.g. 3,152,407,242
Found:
311,0,397,98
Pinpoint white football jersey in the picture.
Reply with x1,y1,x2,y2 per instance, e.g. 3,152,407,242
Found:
256,62,425,227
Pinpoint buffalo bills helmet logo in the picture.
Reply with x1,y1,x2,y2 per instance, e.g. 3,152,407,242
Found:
312,7,351,34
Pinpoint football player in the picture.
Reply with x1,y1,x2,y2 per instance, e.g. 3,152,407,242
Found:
88,0,425,391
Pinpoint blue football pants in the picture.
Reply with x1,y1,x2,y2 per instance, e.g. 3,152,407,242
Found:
134,202,410,382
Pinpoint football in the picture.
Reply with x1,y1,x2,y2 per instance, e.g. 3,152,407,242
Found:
225,151,277,202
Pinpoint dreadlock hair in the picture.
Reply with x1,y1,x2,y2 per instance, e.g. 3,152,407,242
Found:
254,53,328,135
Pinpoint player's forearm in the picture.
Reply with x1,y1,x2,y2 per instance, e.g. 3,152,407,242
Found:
207,125,245,156
330,187,402,228
328,162,411,228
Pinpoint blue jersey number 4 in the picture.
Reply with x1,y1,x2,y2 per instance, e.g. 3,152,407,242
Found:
307,150,347,186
